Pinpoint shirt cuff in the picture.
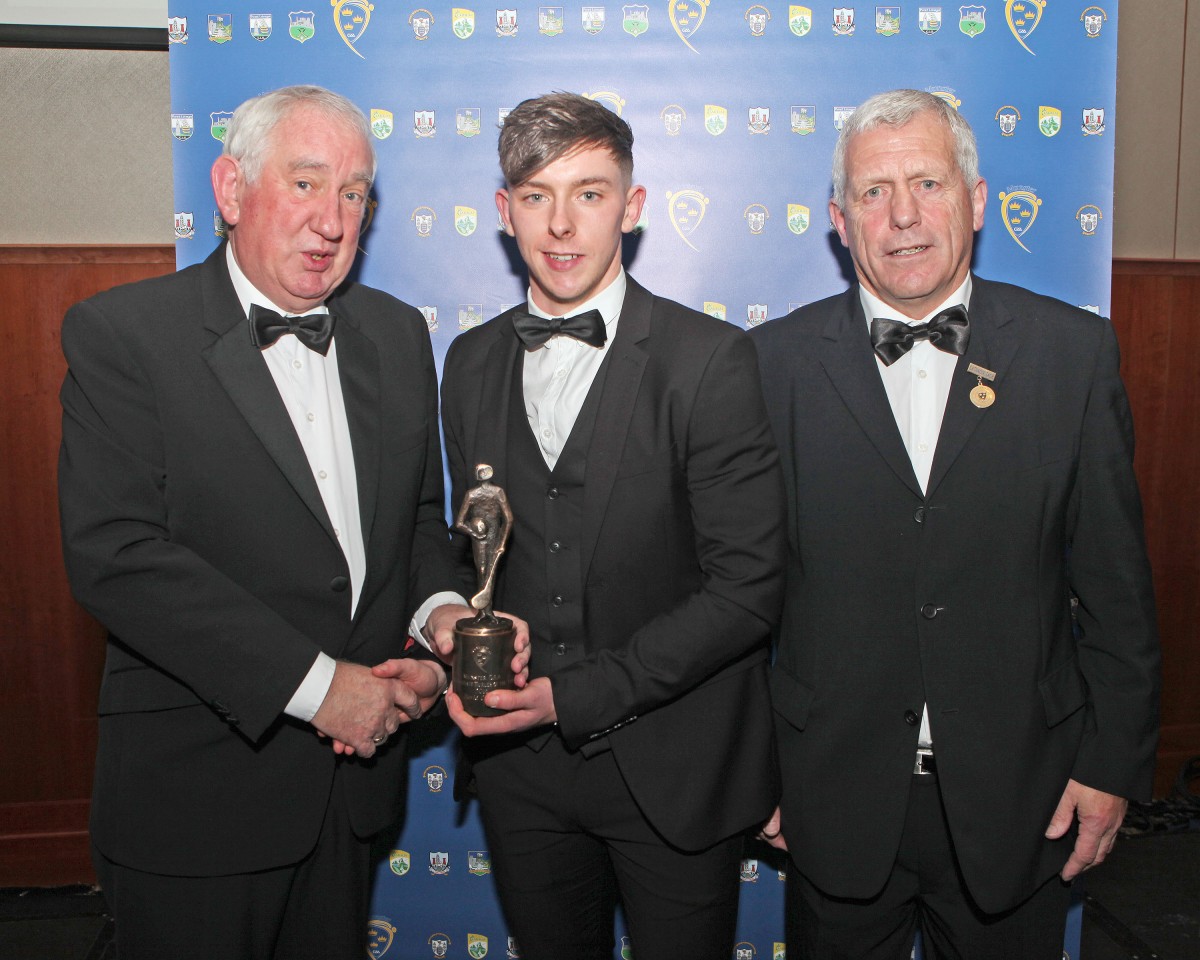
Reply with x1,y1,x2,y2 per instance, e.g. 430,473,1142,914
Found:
408,591,470,650
284,652,337,722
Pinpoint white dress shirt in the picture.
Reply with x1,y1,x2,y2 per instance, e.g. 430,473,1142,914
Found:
861,276,972,748
522,271,626,468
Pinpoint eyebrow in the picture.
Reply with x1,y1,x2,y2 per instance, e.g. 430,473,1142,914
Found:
521,175,615,190
288,157,373,187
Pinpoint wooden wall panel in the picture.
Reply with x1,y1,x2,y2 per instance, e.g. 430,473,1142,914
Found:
0,248,1196,884
0,246,174,886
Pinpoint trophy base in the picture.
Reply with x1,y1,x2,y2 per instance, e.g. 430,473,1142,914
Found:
453,615,516,718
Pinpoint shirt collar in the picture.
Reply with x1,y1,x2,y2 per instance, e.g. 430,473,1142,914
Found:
226,243,328,319
859,274,973,329
524,269,626,340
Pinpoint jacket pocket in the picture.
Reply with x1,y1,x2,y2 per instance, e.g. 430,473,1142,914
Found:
1038,655,1088,727
770,664,815,731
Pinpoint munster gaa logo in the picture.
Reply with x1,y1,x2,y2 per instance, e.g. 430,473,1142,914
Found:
789,4,812,34
289,10,316,41
1006,0,1044,54
704,104,727,135
671,0,709,52
667,187,710,250
453,7,476,37
919,6,941,32
958,4,984,36
1038,105,1061,137
334,0,374,57
367,919,397,959
622,5,649,35
167,16,188,42
998,186,1042,251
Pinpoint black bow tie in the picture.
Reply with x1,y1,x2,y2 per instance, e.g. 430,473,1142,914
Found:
511,308,607,350
870,305,969,366
248,304,336,356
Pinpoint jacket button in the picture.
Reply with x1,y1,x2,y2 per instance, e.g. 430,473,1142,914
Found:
548,541,561,553
551,595,564,607
331,576,349,592
904,710,919,725
914,507,926,523
554,643,566,656
547,486,560,500
920,602,941,619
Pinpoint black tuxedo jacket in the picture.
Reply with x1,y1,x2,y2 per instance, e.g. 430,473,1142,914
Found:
59,244,459,876
440,276,787,851
752,278,1159,913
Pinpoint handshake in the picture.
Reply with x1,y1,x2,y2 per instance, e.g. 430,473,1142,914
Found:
311,602,539,757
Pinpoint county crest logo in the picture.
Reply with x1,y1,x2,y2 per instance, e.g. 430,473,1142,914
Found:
371,109,394,139
1081,107,1105,136
1005,0,1044,54
214,211,228,239
622,4,649,36
748,106,771,134
388,849,411,876
736,942,758,960
746,305,768,328
289,10,316,41
412,206,436,237
249,13,272,40
703,302,727,321
995,105,1020,135
456,108,482,138
174,212,195,240
507,937,522,959
455,206,478,236
774,944,786,960
1038,105,1061,137
208,14,233,43
453,8,476,37
171,113,194,141
333,0,374,56
429,851,450,876
832,7,855,34
789,5,812,35
876,5,900,35
704,104,727,136
620,936,633,960
414,110,436,137
495,8,518,35
1076,204,1102,236
661,104,686,135
919,6,941,33
428,934,452,958
468,850,492,875
167,16,188,42
1080,5,1105,37
833,106,855,131
420,307,438,333
745,5,771,36
788,204,810,234
791,105,816,135
582,6,605,32
539,5,565,34
468,934,489,958
998,185,1042,251
741,858,761,881
367,919,397,959
959,4,984,36
459,305,484,330
409,9,434,38
210,111,233,141
423,764,448,790
744,204,769,234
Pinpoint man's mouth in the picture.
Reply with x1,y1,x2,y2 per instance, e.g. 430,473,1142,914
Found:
890,245,928,257
547,253,579,262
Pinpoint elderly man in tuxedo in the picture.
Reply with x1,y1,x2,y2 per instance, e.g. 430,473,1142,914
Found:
753,89,1159,959
431,92,787,960
58,85,492,959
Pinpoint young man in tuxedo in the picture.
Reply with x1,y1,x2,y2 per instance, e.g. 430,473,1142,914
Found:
433,92,787,960
753,89,1159,959
58,85,492,959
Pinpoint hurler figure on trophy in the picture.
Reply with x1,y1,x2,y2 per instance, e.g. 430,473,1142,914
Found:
453,464,517,716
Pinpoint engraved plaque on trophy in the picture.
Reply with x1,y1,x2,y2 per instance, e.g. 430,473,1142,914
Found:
452,464,516,717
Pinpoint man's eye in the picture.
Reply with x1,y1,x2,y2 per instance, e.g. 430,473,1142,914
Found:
865,187,881,198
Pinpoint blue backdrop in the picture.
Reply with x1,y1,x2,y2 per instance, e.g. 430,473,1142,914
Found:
166,2,1114,955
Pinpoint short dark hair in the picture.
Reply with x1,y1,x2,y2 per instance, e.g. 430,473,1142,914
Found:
498,92,634,187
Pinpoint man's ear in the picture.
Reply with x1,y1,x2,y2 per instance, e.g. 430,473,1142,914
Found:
621,184,647,234
211,155,243,227
495,189,515,237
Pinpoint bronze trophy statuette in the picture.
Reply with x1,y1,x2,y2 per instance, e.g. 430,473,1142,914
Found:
453,464,517,717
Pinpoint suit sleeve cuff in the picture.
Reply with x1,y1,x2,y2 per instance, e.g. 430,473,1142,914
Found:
408,591,470,650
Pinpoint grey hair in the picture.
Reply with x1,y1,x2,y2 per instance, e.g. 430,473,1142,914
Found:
831,89,979,207
222,84,376,184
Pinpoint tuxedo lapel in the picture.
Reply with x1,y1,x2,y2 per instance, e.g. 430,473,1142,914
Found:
471,319,522,486
926,279,1022,495
579,279,650,581
817,290,923,499
199,249,336,542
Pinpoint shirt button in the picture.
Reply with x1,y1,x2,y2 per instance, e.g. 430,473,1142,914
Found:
542,427,553,439
552,595,564,607
921,602,942,619
904,710,919,725
554,643,567,656
918,442,929,453
306,412,315,422
334,528,341,538
293,359,302,369
547,486,560,500
917,369,927,379
318,470,328,480
548,541,561,553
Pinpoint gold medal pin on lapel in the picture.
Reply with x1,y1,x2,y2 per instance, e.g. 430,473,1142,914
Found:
967,363,997,409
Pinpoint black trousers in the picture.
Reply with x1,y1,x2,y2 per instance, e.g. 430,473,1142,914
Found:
94,771,371,960
473,733,744,960
787,774,1071,960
